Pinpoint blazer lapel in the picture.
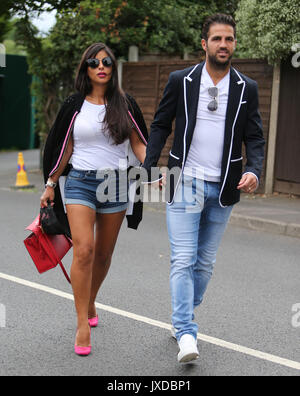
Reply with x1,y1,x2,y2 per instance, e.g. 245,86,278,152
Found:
184,62,204,156
221,67,245,179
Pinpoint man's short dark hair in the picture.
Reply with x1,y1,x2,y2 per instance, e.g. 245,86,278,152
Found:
202,14,236,41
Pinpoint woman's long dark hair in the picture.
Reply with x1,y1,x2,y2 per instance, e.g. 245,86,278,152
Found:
75,43,132,145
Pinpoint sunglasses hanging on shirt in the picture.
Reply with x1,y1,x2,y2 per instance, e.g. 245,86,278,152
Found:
86,57,113,69
207,86,218,112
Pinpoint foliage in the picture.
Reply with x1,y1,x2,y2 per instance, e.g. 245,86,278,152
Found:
0,13,11,41
0,0,79,15
106,0,240,55
43,0,240,58
2,19,26,54
0,1,79,40
235,0,300,65
14,0,240,144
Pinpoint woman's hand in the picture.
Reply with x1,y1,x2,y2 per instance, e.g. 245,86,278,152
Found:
40,187,55,208
40,137,72,208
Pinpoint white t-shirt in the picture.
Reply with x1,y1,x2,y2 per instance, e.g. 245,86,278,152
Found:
71,100,128,170
184,64,230,181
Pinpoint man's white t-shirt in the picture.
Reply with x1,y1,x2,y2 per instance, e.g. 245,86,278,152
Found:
184,64,230,181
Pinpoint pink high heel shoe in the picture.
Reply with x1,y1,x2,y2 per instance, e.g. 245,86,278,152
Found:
75,327,91,356
88,315,99,328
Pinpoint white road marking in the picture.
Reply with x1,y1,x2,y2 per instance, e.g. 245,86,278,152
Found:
0,271,299,372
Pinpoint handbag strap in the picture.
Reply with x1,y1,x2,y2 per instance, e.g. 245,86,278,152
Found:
42,233,71,284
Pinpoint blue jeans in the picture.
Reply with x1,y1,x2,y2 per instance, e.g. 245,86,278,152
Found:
166,175,233,340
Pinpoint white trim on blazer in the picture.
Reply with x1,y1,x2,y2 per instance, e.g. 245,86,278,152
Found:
167,64,200,205
219,68,245,208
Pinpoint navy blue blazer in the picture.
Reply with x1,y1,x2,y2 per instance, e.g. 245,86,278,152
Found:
143,61,265,207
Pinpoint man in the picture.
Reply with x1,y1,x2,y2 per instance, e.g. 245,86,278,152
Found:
142,14,265,363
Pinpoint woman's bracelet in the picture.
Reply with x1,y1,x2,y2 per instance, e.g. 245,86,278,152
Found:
45,179,57,189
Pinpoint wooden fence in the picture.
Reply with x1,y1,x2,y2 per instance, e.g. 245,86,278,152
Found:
274,56,300,195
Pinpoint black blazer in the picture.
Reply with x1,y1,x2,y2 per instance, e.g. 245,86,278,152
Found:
143,61,265,207
43,92,148,236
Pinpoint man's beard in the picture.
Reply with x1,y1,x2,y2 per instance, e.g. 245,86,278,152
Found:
208,52,233,70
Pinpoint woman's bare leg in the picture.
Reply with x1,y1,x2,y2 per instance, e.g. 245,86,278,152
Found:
88,210,126,318
66,204,96,347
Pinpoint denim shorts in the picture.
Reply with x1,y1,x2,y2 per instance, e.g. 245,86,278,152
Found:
64,168,128,214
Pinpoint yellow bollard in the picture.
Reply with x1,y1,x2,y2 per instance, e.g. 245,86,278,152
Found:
12,152,35,189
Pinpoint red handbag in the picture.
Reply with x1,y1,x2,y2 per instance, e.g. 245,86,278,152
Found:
24,215,72,283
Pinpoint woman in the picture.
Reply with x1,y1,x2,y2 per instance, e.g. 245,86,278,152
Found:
41,43,148,356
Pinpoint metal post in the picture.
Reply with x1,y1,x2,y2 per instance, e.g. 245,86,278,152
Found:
265,63,281,195
128,45,139,62
29,76,36,149
118,59,124,89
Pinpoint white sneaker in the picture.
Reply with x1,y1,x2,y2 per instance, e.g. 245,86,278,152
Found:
177,334,199,363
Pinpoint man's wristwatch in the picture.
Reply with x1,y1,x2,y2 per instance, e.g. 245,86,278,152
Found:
45,179,57,189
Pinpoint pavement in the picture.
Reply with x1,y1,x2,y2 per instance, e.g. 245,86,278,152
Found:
231,193,300,239
1,149,300,239
0,149,299,376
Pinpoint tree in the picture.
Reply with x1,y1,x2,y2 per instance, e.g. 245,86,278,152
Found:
0,0,80,40
14,1,125,143
235,0,300,65
0,12,12,41
14,0,240,144
108,0,239,56
0,1,79,15
2,19,26,54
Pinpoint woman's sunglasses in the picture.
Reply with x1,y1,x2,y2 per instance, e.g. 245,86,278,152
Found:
86,57,113,68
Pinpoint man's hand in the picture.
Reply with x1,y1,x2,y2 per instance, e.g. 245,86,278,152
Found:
237,173,257,194
152,172,166,190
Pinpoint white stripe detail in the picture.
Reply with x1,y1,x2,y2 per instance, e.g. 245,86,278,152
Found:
49,111,78,177
231,156,243,162
167,65,201,205
141,176,163,185
233,68,244,83
169,151,180,160
187,64,200,80
0,271,300,372
219,69,245,208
